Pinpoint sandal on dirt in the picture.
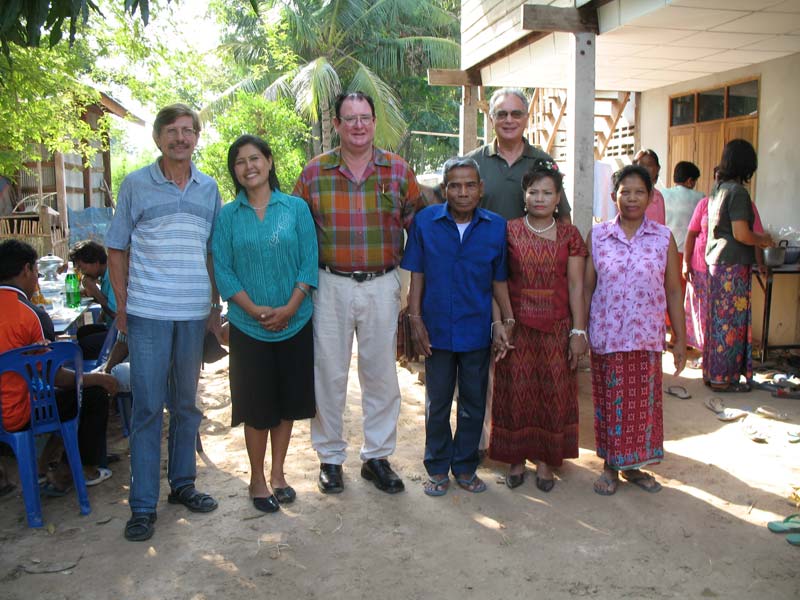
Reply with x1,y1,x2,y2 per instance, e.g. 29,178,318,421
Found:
789,431,800,444
455,473,487,493
621,470,662,493
273,486,296,504
167,485,219,513
423,476,450,497
712,382,752,393
788,534,800,546
40,481,71,497
86,467,112,487
742,416,769,443
755,406,789,421
665,385,691,399
705,397,725,414
124,512,156,542
772,388,800,399
593,473,618,496
717,407,748,422
768,514,800,533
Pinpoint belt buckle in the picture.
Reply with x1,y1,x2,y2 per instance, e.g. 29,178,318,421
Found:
352,271,369,283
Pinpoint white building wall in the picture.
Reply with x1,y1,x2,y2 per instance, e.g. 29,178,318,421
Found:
640,52,800,349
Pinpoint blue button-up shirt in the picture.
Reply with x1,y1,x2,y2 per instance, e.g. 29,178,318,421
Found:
212,189,318,342
401,203,507,352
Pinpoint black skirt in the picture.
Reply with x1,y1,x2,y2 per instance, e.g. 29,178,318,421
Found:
229,320,316,429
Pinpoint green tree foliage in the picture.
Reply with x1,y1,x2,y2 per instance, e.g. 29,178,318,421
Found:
196,92,310,201
208,0,460,153
0,44,108,178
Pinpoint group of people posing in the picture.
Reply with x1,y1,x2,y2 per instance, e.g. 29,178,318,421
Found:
0,86,771,542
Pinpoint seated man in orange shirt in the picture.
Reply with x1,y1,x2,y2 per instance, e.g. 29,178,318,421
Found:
0,240,118,494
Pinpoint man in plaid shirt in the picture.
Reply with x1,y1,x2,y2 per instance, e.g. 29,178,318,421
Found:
293,91,423,495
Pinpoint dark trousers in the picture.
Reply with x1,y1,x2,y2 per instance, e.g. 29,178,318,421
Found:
423,347,490,477
53,387,110,466
77,324,109,361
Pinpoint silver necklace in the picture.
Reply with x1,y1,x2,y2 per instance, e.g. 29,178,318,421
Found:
525,215,556,234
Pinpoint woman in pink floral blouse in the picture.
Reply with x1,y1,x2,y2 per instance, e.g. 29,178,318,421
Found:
584,165,686,496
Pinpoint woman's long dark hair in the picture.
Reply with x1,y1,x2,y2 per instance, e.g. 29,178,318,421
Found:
227,134,281,194
717,139,757,184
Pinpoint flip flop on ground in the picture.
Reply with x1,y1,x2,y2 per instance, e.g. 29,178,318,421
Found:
40,481,70,497
455,473,487,493
773,388,800,399
755,406,789,421
620,469,662,493
787,533,800,547
85,467,112,487
742,416,769,443
712,382,752,393
768,514,800,533
789,431,800,444
423,476,450,497
705,397,725,414
665,385,691,399
593,472,618,496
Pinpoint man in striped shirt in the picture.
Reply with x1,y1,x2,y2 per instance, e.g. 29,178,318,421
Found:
293,92,424,495
106,104,222,542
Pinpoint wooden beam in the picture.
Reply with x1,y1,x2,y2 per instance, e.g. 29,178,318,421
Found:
520,5,598,34
427,69,481,87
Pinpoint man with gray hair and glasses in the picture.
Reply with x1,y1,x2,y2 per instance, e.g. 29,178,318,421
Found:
107,103,223,542
467,88,571,223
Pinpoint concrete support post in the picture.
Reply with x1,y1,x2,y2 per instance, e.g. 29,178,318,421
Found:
459,85,480,155
567,32,596,238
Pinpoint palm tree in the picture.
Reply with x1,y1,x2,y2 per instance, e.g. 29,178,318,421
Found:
205,0,459,153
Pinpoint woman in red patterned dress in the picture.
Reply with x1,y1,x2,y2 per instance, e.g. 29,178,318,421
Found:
489,160,588,493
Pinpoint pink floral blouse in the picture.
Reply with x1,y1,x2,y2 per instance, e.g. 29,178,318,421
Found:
589,216,671,354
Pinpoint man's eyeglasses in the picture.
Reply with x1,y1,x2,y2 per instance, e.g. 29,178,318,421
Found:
163,127,198,139
339,115,374,126
492,110,527,121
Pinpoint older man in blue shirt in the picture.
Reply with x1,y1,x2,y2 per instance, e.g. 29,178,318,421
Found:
401,157,514,497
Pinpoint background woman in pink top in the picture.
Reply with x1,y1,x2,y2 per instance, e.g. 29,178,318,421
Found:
683,168,765,364
633,149,665,225
584,165,685,496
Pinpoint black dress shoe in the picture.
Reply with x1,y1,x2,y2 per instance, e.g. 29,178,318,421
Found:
252,495,280,513
361,458,404,494
318,463,344,494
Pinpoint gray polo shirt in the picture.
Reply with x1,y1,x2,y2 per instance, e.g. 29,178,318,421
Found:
466,139,571,221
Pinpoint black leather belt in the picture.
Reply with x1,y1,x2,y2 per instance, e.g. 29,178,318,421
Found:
321,265,395,283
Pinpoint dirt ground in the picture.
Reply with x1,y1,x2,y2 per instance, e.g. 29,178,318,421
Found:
1,349,799,600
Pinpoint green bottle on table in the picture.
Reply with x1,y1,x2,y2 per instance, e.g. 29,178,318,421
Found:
65,264,81,308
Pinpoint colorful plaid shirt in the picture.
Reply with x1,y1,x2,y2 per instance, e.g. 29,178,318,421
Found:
292,146,423,271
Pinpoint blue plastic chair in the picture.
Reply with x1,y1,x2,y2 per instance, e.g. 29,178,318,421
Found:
82,319,118,372
0,342,91,527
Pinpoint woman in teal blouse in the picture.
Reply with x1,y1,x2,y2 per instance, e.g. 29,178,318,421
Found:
212,135,318,513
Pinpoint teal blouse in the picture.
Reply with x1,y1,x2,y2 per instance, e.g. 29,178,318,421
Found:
212,188,318,341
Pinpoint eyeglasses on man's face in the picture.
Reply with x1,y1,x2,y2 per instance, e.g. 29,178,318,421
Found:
492,110,527,121
162,127,198,139
339,114,375,126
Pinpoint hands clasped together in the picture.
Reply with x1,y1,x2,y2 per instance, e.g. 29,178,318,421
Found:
250,304,294,332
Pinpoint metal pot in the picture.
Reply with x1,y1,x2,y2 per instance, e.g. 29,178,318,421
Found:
37,254,64,281
763,240,788,267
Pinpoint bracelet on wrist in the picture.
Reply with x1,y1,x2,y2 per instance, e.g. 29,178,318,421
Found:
503,318,515,326
407,314,423,319
211,302,223,311
295,284,310,298
569,328,587,340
